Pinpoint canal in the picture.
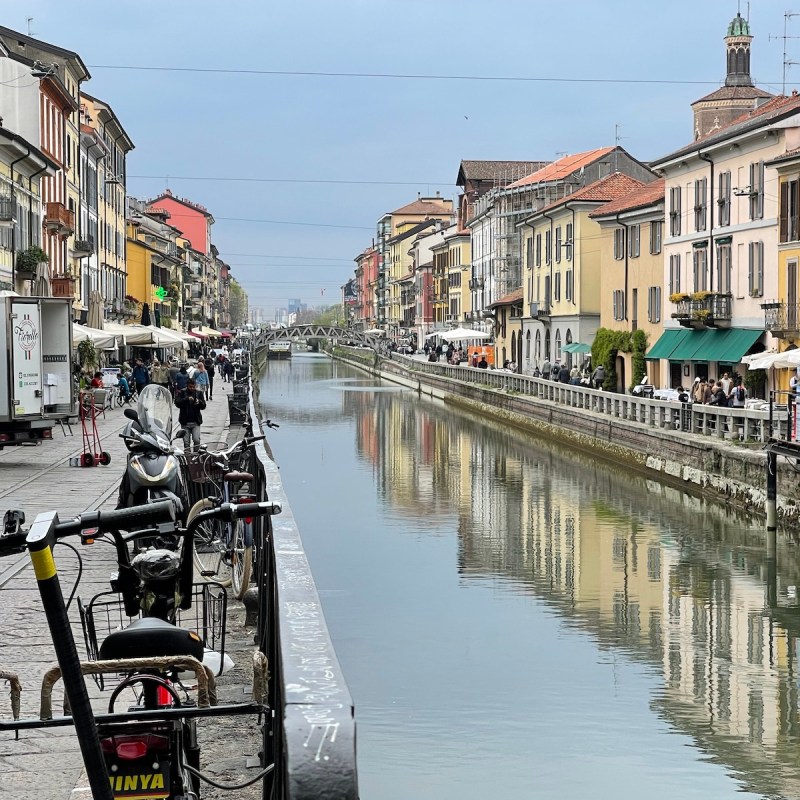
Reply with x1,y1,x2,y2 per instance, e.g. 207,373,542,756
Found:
258,353,800,800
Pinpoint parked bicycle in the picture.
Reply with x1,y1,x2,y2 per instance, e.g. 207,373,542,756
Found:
183,428,276,599
0,497,281,799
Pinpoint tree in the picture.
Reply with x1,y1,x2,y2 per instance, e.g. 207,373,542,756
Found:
229,278,249,328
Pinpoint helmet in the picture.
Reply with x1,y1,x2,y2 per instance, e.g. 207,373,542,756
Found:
131,548,181,581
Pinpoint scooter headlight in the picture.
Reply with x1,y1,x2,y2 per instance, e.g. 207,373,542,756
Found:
130,455,180,483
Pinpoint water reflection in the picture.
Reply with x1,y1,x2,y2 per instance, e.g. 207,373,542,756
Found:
261,356,800,799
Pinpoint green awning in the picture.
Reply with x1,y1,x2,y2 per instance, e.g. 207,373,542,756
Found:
645,329,693,360
562,342,591,354
647,328,762,362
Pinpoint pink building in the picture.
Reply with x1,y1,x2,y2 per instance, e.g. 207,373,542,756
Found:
354,245,378,327
146,190,213,255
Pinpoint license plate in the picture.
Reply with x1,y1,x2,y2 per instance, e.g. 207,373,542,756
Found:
108,761,170,800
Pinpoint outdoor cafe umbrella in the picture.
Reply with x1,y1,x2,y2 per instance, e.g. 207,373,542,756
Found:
34,261,50,297
441,327,492,342
87,290,104,331
140,302,152,327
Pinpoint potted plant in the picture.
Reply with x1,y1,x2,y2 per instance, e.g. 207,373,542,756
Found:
691,290,712,301
16,246,48,273
77,339,98,372
669,292,689,303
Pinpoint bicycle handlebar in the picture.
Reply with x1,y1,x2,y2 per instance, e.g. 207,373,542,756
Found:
0,501,177,559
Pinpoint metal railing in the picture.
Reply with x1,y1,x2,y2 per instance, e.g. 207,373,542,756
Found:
375,352,785,443
242,388,359,799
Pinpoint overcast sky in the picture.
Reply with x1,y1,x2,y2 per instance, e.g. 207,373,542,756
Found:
8,0,798,319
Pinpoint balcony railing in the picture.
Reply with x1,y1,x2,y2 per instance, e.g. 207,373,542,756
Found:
0,195,13,223
44,202,75,235
468,277,484,290
529,302,550,318
672,292,732,328
763,300,800,337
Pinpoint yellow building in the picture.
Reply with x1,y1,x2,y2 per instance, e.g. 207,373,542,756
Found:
590,179,666,391
447,231,471,326
490,289,523,368
520,173,646,375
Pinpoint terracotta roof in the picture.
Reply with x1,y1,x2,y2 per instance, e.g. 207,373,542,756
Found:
507,147,616,188
391,197,452,216
589,178,665,218
654,93,800,165
692,85,773,104
530,172,646,218
488,288,523,308
457,160,550,183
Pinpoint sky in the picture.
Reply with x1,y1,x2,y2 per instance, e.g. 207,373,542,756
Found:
6,0,800,320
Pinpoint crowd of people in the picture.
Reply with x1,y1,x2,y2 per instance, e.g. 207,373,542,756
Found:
676,373,748,408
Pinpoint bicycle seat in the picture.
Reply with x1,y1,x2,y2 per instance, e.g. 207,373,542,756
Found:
99,617,204,662
223,471,253,483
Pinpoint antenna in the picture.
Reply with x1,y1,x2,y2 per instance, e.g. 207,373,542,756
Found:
26,16,34,36
769,11,800,95
615,123,629,146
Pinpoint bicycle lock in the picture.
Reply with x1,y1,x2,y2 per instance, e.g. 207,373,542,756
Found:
26,511,114,800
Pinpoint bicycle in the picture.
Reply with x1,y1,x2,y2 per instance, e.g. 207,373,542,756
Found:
183,434,267,599
0,498,281,800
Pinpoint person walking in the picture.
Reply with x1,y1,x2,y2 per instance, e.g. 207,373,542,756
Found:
174,365,189,394
168,360,180,397
223,358,235,383
131,359,149,395
194,360,210,400
175,378,206,451
203,357,215,399
591,364,605,390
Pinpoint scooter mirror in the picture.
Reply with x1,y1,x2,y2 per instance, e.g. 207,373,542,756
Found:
174,429,187,440
124,408,139,422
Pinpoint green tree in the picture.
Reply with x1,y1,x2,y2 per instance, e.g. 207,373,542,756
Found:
229,278,249,327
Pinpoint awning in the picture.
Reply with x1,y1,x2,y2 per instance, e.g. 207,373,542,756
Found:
646,329,691,360
646,328,762,362
562,342,591,354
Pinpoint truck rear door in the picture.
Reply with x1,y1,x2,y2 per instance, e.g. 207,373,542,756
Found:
10,300,44,418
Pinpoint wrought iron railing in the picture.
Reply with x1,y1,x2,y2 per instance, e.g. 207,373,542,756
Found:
672,293,732,326
762,301,800,335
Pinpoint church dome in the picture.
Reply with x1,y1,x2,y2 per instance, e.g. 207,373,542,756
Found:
727,13,751,37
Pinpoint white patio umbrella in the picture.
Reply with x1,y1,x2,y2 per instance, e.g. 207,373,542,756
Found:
34,261,50,297
87,290,104,331
364,328,384,335
441,327,492,342
73,323,117,350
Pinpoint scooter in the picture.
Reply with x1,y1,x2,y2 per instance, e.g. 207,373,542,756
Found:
117,385,189,521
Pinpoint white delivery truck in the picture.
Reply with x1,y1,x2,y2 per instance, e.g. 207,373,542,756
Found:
0,296,76,447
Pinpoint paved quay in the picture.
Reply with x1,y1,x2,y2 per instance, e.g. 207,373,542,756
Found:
0,378,249,800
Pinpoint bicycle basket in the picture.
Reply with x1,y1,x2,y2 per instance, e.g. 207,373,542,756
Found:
78,582,228,690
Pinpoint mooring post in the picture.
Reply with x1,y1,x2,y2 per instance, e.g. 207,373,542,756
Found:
767,448,778,559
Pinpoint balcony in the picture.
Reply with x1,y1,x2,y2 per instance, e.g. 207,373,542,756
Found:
468,277,484,290
671,292,732,329
51,276,76,298
529,302,550,318
44,202,75,236
71,236,94,257
0,194,13,224
763,300,800,338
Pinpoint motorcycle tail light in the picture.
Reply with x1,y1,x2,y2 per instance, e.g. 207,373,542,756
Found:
101,734,170,760
240,497,254,524
157,686,173,707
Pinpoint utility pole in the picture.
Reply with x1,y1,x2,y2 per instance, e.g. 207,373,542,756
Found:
769,11,800,95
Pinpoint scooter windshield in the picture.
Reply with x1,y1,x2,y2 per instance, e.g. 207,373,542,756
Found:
137,385,174,440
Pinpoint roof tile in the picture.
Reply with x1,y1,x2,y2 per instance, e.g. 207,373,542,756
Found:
507,147,617,188
531,173,646,218
589,178,665,218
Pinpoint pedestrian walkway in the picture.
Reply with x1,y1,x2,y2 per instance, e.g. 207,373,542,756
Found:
0,380,234,800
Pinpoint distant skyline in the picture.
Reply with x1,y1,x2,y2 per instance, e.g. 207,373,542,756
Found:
11,0,800,318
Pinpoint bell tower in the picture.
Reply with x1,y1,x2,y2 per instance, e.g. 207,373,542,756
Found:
690,10,774,140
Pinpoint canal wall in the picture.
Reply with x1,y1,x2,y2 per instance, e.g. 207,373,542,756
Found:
330,347,800,527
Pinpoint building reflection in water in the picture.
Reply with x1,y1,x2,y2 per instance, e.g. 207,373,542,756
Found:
341,383,800,798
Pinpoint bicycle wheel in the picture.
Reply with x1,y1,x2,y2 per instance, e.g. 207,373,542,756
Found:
231,519,252,600
188,498,232,586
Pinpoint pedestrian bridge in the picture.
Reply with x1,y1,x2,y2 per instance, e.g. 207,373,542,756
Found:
254,325,382,351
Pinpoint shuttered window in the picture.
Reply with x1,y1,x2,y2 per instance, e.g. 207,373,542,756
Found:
748,241,764,296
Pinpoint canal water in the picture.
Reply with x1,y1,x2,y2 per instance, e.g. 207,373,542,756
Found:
258,353,800,800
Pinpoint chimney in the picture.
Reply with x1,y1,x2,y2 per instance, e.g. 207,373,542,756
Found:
435,190,441,198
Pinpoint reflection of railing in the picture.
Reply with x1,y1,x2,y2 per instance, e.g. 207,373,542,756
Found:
243,388,359,798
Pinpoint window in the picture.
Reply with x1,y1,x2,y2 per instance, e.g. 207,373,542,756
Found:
694,177,707,231
555,226,562,263
648,286,662,323
669,186,682,236
535,233,541,267
632,287,638,330
555,330,562,362
717,243,732,294
613,228,625,260
526,331,531,359
693,247,708,291
612,290,625,320
545,230,551,264
749,161,765,220
628,224,640,258
718,171,731,226
554,272,561,301
526,235,534,269
748,240,764,296
565,222,573,261
565,269,573,302
649,221,662,255
780,178,800,243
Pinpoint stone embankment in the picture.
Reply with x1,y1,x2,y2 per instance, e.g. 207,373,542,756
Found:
333,347,800,527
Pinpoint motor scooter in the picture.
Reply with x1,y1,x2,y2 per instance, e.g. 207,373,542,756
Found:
117,385,189,521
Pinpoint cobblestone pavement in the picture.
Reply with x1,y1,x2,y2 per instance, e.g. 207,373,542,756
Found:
0,376,262,800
